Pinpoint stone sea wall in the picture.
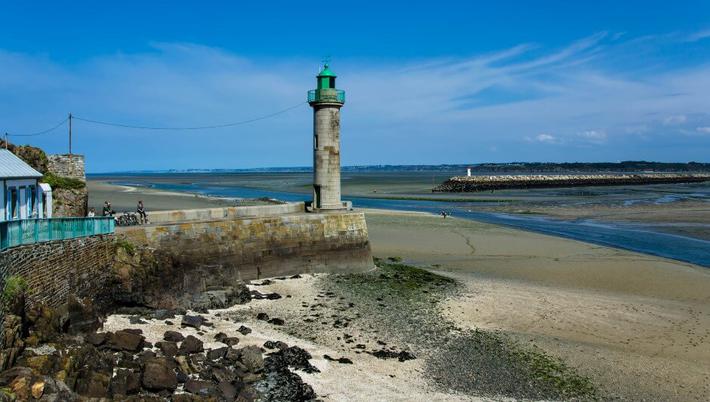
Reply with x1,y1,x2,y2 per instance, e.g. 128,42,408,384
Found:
0,234,115,361
120,210,373,283
434,173,710,192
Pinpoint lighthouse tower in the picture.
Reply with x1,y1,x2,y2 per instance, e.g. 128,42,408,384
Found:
308,64,346,211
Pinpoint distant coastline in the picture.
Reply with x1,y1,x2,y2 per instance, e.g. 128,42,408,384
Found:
88,161,710,175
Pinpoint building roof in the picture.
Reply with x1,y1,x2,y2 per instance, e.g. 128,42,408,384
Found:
0,149,43,179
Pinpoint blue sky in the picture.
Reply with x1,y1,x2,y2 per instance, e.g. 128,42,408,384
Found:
1,1,709,172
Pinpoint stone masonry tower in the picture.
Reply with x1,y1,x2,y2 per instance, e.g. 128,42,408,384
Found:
308,64,346,211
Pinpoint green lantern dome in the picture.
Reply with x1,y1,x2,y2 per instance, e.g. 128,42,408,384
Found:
317,64,337,78
308,62,345,104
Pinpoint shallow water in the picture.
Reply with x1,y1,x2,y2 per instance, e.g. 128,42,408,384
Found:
101,174,710,268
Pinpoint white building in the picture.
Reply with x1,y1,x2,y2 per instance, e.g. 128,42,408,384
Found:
0,149,52,222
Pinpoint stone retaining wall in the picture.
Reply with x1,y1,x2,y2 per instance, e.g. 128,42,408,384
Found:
0,234,115,350
121,211,373,282
47,154,86,181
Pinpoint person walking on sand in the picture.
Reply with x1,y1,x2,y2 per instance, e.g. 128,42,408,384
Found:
137,200,148,224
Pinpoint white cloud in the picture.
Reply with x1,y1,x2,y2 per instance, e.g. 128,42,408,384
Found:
578,130,607,144
686,29,710,42
532,133,559,144
663,115,687,125
697,126,710,134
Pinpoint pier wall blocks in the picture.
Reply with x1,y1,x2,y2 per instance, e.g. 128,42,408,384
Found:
121,211,374,281
47,154,86,181
0,234,115,348
146,202,305,224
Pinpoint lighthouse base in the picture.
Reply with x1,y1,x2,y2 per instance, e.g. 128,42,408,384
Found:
306,200,352,213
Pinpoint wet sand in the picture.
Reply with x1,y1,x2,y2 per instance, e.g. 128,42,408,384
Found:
365,210,710,401
88,180,230,212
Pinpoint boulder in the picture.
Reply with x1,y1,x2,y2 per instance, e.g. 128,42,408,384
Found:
181,315,206,329
164,330,185,342
207,347,227,361
107,330,145,352
110,369,141,396
179,335,204,355
184,379,217,396
156,341,178,358
85,332,108,346
142,357,177,391
238,346,264,373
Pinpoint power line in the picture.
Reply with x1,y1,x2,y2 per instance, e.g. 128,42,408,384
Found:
72,102,307,130
7,117,69,137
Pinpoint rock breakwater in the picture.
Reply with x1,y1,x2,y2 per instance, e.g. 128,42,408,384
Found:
433,173,710,192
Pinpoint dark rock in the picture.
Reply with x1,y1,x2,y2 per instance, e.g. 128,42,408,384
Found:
370,349,416,362
184,379,217,396
214,332,228,343
263,341,288,350
324,354,354,364
251,290,283,300
65,296,102,335
237,384,259,401
238,346,265,373
142,357,177,391
224,337,240,347
123,328,143,335
165,320,174,326
110,368,141,396
218,380,238,400
290,274,302,279
255,367,316,402
207,347,228,360
179,335,204,355
75,371,111,398
128,316,148,325
176,370,189,383
211,366,237,383
268,318,285,326
225,347,241,362
85,332,107,346
181,315,206,329
107,330,145,352
237,325,252,335
266,346,319,374
144,341,153,349
152,309,176,320
163,330,185,342
256,313,269,321
156,341,178,358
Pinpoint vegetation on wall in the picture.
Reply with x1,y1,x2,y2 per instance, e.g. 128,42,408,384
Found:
41,172,86,190
1,275,28,313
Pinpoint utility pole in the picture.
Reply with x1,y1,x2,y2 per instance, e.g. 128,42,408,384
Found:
3,133,8,149
68,113,73,155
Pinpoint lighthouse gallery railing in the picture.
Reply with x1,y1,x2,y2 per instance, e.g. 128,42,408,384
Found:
307,89,345,103
0,217,115,251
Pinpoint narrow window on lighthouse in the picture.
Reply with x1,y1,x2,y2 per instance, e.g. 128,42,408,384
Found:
314,134,318,149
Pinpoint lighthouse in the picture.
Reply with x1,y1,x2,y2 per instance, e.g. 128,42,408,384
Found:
308,64,347,211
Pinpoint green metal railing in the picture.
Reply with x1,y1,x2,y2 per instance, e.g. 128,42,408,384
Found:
0,217,115,251
307,89,345,104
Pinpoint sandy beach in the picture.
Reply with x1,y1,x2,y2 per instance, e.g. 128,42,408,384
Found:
90,181,710,400
365,210,710,401
88,180,231,212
